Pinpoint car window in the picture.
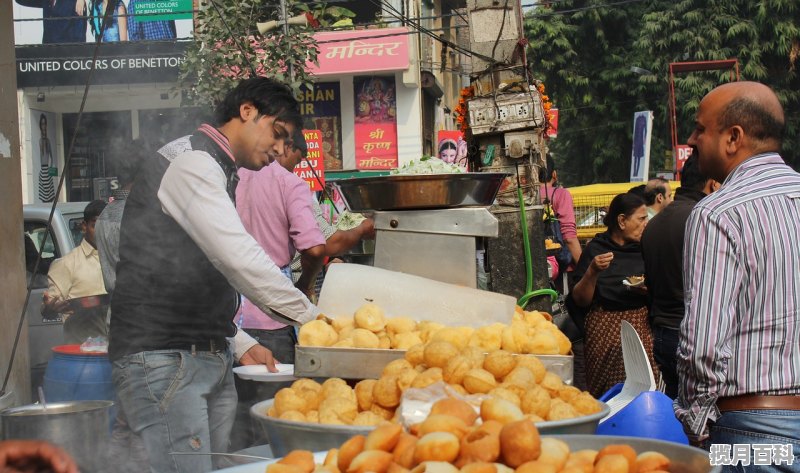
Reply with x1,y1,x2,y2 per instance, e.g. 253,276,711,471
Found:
68,217,84,246
23,223,59,289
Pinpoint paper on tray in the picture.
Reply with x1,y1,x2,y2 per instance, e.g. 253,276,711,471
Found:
318,264,517,327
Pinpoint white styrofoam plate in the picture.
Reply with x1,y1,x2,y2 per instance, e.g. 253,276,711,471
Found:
232,364,295,382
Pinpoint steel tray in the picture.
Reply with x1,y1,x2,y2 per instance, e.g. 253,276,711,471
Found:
294,346,573,384
333,173,509,211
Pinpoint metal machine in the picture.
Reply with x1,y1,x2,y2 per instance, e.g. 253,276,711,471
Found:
333,172,507,287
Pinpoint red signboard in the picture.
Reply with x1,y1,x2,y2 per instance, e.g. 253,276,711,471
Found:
309,28,410,76
355,123,398,170
674,144,692,174
293,129,326,191
547,108,559,138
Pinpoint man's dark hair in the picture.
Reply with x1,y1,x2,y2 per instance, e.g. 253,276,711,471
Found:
603,192,646,230
680,149,709,192
644,177,668,206
84,200,107,222
718,96,785,145
545,153,556,180
290,129,308,158
213,77,302,131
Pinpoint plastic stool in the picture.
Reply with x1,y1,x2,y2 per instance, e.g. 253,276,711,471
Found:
596,390,688,444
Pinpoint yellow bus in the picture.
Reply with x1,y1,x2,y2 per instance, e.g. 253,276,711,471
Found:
566,181,680,242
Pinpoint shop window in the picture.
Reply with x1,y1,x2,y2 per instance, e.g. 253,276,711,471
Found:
62,111,132,202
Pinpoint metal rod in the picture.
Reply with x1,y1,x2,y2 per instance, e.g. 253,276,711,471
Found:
169,452,273,461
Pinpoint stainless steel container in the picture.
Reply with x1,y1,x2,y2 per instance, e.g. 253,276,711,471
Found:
333,173,509,211
212,436,716,473
250,400,375,457
294,346,574,385
535,402,609,435
1,400,113,473
549,435,718,472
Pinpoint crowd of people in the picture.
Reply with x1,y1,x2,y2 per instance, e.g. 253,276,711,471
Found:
554,81,799,467
21,80,798,472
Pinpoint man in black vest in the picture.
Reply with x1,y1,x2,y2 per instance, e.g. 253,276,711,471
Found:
109,78,321,473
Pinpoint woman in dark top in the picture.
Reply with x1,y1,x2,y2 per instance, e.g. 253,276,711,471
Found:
568,192,659,397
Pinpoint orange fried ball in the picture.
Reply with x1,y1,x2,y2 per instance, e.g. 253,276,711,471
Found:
498,420,541,468
429,398,479,426
413,432,461,464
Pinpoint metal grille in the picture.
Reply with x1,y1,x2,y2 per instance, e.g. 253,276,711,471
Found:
573,192,616,239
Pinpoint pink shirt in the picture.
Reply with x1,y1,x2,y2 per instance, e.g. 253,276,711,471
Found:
236,163,325,330
539,185,577,240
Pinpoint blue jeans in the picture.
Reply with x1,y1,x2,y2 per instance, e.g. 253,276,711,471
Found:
652,325,680,399
709,409,800,473
111,349,238,473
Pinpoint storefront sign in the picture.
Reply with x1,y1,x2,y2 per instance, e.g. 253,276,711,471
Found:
16,42,187,87
674,144,692,177
354,77,398,170
294,130,326,192
131,0,193,21
298,83,343,171
310,27,410,76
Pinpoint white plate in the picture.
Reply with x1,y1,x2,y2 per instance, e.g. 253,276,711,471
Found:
213,451,325,473
232,364,296,382
622,278,645,288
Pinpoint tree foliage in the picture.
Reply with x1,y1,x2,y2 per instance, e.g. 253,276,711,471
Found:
178,0,320,108
525,0,800,185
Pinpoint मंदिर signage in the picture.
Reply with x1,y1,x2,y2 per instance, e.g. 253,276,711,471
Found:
309,27,410,76
294,130,326,192
131,0,193,21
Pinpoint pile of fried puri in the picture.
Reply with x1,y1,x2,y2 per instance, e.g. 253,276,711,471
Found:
299,304,572,356
266,397,671,473
268,340,601,426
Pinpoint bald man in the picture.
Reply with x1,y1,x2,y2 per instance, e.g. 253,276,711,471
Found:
675,81,800,465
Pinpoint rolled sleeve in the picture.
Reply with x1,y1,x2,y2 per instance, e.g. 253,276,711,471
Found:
158,152,320,325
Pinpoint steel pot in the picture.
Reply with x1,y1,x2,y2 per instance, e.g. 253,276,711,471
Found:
1,400,113,473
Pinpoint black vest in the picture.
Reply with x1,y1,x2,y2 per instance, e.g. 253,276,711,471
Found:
109,132,239,360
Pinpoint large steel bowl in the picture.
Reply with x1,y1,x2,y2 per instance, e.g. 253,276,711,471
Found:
550,435,718,473
250,399,376,457
333,173,510,211
213,434,717,473
535,401,610,435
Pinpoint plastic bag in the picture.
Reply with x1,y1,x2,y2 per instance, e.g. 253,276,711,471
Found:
396,381,487,428
80,336,108,353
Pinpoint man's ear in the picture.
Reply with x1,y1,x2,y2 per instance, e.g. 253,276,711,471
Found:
726,125,744,154
239,102,257,121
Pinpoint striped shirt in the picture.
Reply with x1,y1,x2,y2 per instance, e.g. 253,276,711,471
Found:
675,152,800,440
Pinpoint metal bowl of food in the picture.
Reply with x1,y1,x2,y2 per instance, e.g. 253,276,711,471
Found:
250,399,376,457
333,173,510,211
212,434,717,473
535,401,610,435
550,435,718,473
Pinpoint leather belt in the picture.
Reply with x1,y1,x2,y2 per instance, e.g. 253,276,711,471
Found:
167,339,227,354
717,394,800,412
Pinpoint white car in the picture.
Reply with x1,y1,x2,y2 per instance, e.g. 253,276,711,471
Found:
23,202,88,395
